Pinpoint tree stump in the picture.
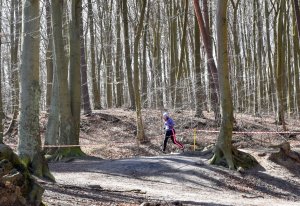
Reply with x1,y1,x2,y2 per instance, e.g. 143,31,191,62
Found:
0,144,44,206
268,141,300,163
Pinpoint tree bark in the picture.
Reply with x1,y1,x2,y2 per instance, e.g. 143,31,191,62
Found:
134,0,147,142
89,0,101,110
69,0,83,149
293,0,300,117
175,0,188,108
115,1,124,108
293,0,300,39
292,6,300,117
49,0,84,160
276,0,286,129
122,0,136,109
5,0,21,137
151,2,163,108
210,0,235,169
18,0,54,181
80,3,92,115
194,15,205,118
103,0,113,108
141,3,149,108
45,0,53,111
193,0,220,121
0,0,3,143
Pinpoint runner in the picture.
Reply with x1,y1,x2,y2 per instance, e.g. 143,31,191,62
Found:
162,112,184,153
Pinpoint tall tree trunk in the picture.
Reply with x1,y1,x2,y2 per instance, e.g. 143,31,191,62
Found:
276,0,286,129
141,3,149,108
194,15,205,118
89,0,101,110
115,1,123,108
0,0,3,143
256,1,264,114
210,0,235,169
292,3,300,117
18,0,54,181
80,3,92,115
103,0,113,108
69,0,84,153
5,0,20,136
134,0,147,143
265,0,276,114
152,2,163,108
230,0,242,112
49,0,84,160
45,0,53,111
294,0,300,38
122,0,135,109
175,0,188,108
169,2,178,109
193,0,220,121
293,0,300,117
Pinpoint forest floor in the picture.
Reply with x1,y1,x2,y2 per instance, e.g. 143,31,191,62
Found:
3,109,300,206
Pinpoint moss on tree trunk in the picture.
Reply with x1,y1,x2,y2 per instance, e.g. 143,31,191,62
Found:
0,144,45,205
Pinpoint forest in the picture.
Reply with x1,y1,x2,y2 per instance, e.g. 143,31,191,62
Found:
0,0,300,205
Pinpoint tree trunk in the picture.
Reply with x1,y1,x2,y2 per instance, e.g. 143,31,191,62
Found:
134,0,147,143
175,0,188,109
169,2,178,109
103,1,113,108
294,0,300,39
265,0,276,114
141,3,149,108
0,0,3,143
49,0,84,160
69,0,83,150
122,0,135,109
194,15,205,118
18,0,54,181
293,0,300,117
276,0,286,129
210,0,234,169
151,2,163,109
45,0,53,111
80,3,92,115
193,0,220,121
5,0,20,137
115,1,124,108
89,0,101,110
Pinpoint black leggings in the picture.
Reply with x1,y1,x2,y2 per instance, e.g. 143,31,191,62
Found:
163,129,184,151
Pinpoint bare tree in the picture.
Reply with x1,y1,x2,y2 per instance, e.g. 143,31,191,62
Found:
45,0,53,110
122,0,135,109
80,1,92,115
194,0,220,121
18,0,54,180
134,0,147,142
0,0,3,143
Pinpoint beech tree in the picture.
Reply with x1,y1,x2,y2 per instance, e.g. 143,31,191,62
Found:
194,0,220,121
134,0,147,142
0,0,3,144
210,0,234,168
18,0,53,180
46,0,84,159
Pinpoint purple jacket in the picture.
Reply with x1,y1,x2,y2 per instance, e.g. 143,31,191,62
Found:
164,117,175,131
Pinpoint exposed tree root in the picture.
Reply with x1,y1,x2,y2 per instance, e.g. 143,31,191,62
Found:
0,144,45,205
48,147,86,162
209,147,258,170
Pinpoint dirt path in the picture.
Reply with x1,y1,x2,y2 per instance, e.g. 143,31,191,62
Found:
43,152,300,206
